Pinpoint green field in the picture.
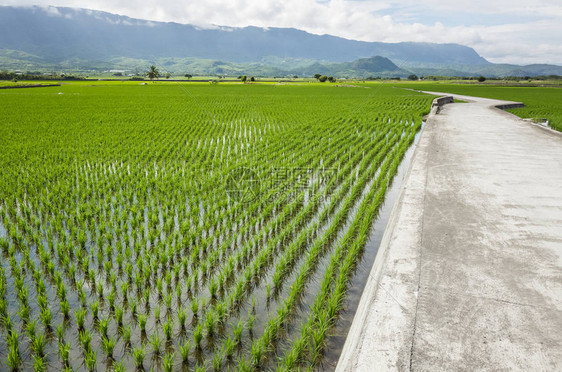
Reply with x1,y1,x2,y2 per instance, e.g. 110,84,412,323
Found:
0,82,59,88
0,82,432,371
396,82,562,132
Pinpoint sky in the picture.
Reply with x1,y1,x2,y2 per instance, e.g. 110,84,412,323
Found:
2,0,561,65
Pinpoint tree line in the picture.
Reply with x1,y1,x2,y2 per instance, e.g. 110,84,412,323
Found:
313,74,336,83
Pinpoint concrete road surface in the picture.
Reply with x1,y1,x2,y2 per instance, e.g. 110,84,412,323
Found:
337,92,562,371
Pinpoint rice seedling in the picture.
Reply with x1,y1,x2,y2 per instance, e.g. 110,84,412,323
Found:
0,299,7,319
33,355,45,372
113,361,126,372
26,319,37,340
236,355,252,372
79,329,92,352
0,238,9,253
102,335,116,358
59,342,71,366
150,333,161,355
6,344,19,371
97,282,104,299
55,323,65,342
84,349,97,371
78,289,87,307
251,340,266,368
205,309,216,336
17,302,29,322
31,333,45,357
282,345,299,370
209,279,218,299
75,308,86,330
132,344,145,369
247,314,255,336
212,350,223,371
163,352,174,372
99,316,110,339
138,314,147,332
115,306,124,327
193,323,203,349
176,282,182,300
190,297,199,317
154,305,161,323
40,308,51,329
121,282,128,303
177,307,186,330
131,300,138,317
91,300,100,319
2,313,13,334
108,291,115,310
143,288,150,305
163,318,173,341
179,340,190,363
123,325,132,346
233,320,244,345
310,324,328,365
60,300,70,319
223,336,235,359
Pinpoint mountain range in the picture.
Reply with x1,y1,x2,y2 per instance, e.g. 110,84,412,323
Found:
1,5,561,78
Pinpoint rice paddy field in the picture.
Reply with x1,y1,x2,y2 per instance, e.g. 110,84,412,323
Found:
397,82,562,132
0,81,433,371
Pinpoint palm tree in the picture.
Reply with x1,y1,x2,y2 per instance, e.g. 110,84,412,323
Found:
146,65,160,82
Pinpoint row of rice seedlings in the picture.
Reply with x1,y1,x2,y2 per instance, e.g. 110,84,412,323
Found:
270,128,397,292
195,129,370,316
279,128,417,369
117,124,380,366
242,129,403,368
201,124,403,369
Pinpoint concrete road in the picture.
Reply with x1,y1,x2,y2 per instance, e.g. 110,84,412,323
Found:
337,92,562,371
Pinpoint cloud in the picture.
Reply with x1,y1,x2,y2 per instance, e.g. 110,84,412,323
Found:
43,4,62,17
0,0,561,64
470,19,562,64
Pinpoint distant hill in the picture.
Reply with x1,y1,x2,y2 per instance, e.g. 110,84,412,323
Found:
0,5,560,78
295,56,410,78
0,6,487,66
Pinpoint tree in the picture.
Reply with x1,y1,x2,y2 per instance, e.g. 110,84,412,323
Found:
314,74,321,80
478,76,486,82
318,75,328,82
250,76,255,82
408,74,418,81
146,65,160,82
327,76,335,83
240,75,247,83
184,74,193,79
165,73,171,79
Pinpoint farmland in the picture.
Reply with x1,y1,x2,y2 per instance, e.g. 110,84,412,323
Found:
397,82,562,132
0,82,433,371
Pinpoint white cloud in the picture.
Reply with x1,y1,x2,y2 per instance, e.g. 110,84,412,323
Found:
43,4,62,17
1,0,561,64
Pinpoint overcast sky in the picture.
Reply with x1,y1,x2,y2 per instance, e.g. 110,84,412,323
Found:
2,0,561,65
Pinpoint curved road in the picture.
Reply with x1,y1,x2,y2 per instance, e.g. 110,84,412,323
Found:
337,92,562,371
